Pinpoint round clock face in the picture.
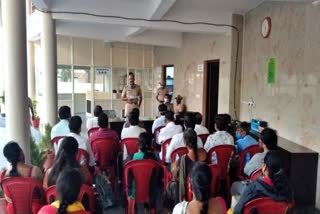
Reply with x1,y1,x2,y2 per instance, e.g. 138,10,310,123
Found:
261,17,271,38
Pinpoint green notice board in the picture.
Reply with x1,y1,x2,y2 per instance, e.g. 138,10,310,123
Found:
267,58,276,84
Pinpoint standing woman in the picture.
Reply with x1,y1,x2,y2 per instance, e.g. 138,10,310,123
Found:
173,162,226,214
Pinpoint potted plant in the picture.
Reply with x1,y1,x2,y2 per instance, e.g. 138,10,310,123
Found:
31,99,40,128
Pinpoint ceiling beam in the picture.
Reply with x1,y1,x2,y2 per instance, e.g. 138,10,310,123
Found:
56,21,183,47
126,0,177,37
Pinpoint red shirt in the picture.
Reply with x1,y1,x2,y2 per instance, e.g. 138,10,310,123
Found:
89,128,119,144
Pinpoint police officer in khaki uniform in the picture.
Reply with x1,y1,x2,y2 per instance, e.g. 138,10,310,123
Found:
156,81,169,104
121,72,142,117
174,94,186,118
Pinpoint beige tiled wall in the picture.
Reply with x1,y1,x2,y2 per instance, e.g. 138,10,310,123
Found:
154,33,234,115
241,1,320,207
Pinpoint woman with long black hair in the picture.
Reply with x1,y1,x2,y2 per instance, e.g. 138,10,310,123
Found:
173,162,225,214
231,151,293,214
38,168,89,214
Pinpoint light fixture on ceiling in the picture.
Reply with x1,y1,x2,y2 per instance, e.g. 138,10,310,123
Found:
312,0,320,5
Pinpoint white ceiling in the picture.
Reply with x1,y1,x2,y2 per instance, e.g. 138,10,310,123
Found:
30,0,316,47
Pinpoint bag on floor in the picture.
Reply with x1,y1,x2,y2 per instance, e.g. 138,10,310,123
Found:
95,170,114,209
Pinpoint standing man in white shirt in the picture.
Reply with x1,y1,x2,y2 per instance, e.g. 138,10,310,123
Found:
165,113,203,163
194,112,209,135
86,105,102,131
152,104,167,133
51,106,71,152
158,111,182,144
204,115,234,152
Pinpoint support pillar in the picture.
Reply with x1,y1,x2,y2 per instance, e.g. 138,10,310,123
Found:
2,0,31,163
27,42,36,100
27,0,36,100
41,13,58,126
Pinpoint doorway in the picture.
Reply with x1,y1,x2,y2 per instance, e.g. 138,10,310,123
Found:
203,60,220,133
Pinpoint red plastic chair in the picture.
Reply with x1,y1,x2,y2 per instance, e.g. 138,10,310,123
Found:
237,145,263,179
91,138,118,189
186,165,220,201
45,184,95,213
0,177,45,214
87,127,99,137
170,147,188,163
123,159,162,214
161,138,172,164
243,197,293,214
198,134,209,145
45,185,57,204
206,145,234,202
76,149,90,167
152,126,165,150
208,164,221,197
250,168,262,181
121,138,139,156
51,136,64,147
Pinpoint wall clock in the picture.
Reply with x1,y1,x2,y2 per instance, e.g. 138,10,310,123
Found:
261,17,271,38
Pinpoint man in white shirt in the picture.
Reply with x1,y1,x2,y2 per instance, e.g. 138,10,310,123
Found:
86,105,102,131
204,115,234,152
165,113,203,163
158,111,183,144
60,115,95,173
194,112,209,135
51,106,71,151
121,111,146,160
152,104,167,133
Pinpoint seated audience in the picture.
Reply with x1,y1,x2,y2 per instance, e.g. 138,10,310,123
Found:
51,106,71,151
244,128,278,176
164,93,174,112
44,137,91,188
86,105,102,131
173,162,225,214
165,112,203,163
158,111,183,144
221,113,235,137
167,129,207,205
231,128,279,196
132,132,158,161
64,116,95,172
204,115,234,152
152,104,167,133
38,168,89,214
123,108,144,128
1,142,43,214
235,122,258,154
194,112,209,135
121,111,146,160
126,133,162,212
89,112,119,144
231,151,293,214
1,141,43,181
121,111,146,139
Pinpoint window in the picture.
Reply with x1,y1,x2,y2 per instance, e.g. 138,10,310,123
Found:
164,65,174,95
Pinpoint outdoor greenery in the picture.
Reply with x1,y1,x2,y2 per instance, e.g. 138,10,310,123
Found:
30,123,53,169
38,123,53,152
32,99,39,118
